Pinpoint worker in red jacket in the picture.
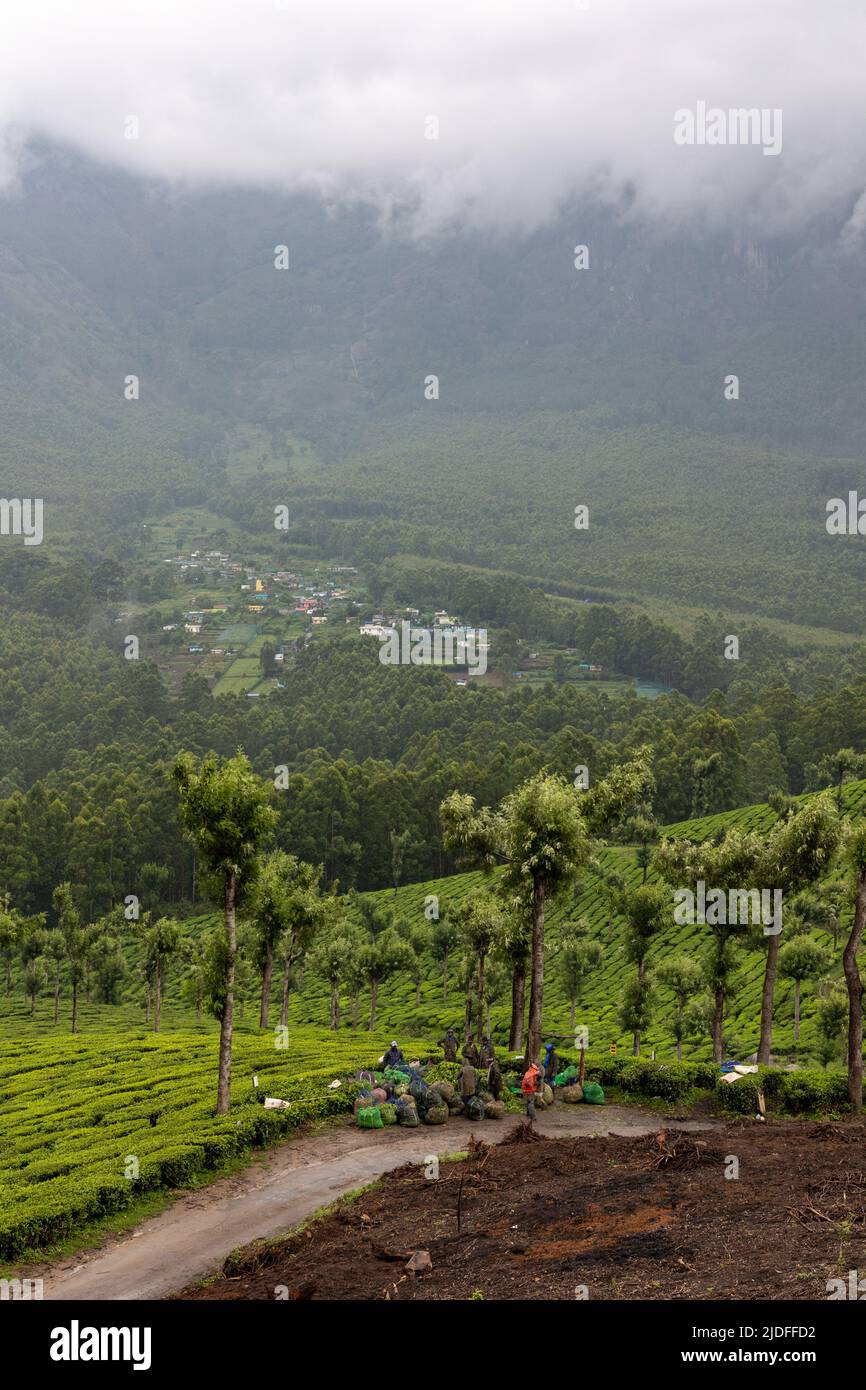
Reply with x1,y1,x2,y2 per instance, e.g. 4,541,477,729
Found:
521,1060,541,1119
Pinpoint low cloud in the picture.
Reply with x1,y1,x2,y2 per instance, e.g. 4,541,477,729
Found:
0,0,864,236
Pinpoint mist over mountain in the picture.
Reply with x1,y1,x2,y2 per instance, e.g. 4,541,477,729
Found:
2,143,866,632
4,143,866,460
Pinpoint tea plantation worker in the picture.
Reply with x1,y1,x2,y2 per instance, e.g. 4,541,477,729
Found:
462,1037,480,1066
486,1054,502,1101
480,1035,495,1066
522,1059,541,1119
383,1040,404,1068
438,1027,458,1062
544,1042,559,1093
459,1060,477,1101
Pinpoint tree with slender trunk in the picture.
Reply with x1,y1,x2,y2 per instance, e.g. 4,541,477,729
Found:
405,927,428,1009
180,942,208,1022
43,931,65,1024
493,902,531,1052
483,960,510,1038
389,828,411,896
560,937,602,1031
657,956,704,1060
251,852,326,1031
618,805,660,884
311,926,362,1030
441,753,650,1066
173,752,277,1115
790,884,844,951
508,957,527,1052
144,917,183,1033
816,984,848,1068
657,831,759,1062
456,952,477,1044
842,824,866,1112
452,890,502,1044
778,938,827,1043
344,950,366,1029
52,883,95,1035
610,881,668,1055
358,930,410,1030
618,975,656,1057
19,922,47,1016
657,797,840,1064
0,906,23,994
754,795,841,1064
431,914,458,1003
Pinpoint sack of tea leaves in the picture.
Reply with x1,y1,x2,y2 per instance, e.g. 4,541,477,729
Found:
582,1081,605,1104
431,1080,456,1104
423,1103,448,1125
561,1083,584,1104
357,1105,384,1129
465,1094,485,1122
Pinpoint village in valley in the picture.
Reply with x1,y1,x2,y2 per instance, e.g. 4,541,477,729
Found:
125,510,660,700
113,494,670,700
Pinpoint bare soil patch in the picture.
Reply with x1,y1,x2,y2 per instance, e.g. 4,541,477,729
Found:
181,1118,866,1301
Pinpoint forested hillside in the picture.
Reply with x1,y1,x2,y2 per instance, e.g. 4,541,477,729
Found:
4,149,866,632
3,611,866,911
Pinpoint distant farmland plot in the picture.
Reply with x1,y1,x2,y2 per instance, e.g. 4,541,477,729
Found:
213,657,261,695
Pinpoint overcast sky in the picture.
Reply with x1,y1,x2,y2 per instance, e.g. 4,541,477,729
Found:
0,0,863,238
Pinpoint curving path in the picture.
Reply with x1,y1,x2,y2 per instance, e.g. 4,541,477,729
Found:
30,1104,715,1301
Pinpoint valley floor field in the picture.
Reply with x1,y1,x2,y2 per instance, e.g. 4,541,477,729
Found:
183,1118,866,1303
25,1104,711,1300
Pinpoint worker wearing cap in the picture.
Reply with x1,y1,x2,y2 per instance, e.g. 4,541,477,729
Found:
382,1040,404,1068
438,1027,458,1062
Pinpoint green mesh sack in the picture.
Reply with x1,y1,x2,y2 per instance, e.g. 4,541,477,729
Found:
357,1105,384,1129
379,1103,397,1126
483,1100,505,1120
582,1082,605,1105
555,1065,579,1086
423,1104,448,1125
397,1103,419,1127
465,1095,485,1122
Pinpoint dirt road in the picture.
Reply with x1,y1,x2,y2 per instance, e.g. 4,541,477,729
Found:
31,1105,714,1301
183,1117,866,1302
